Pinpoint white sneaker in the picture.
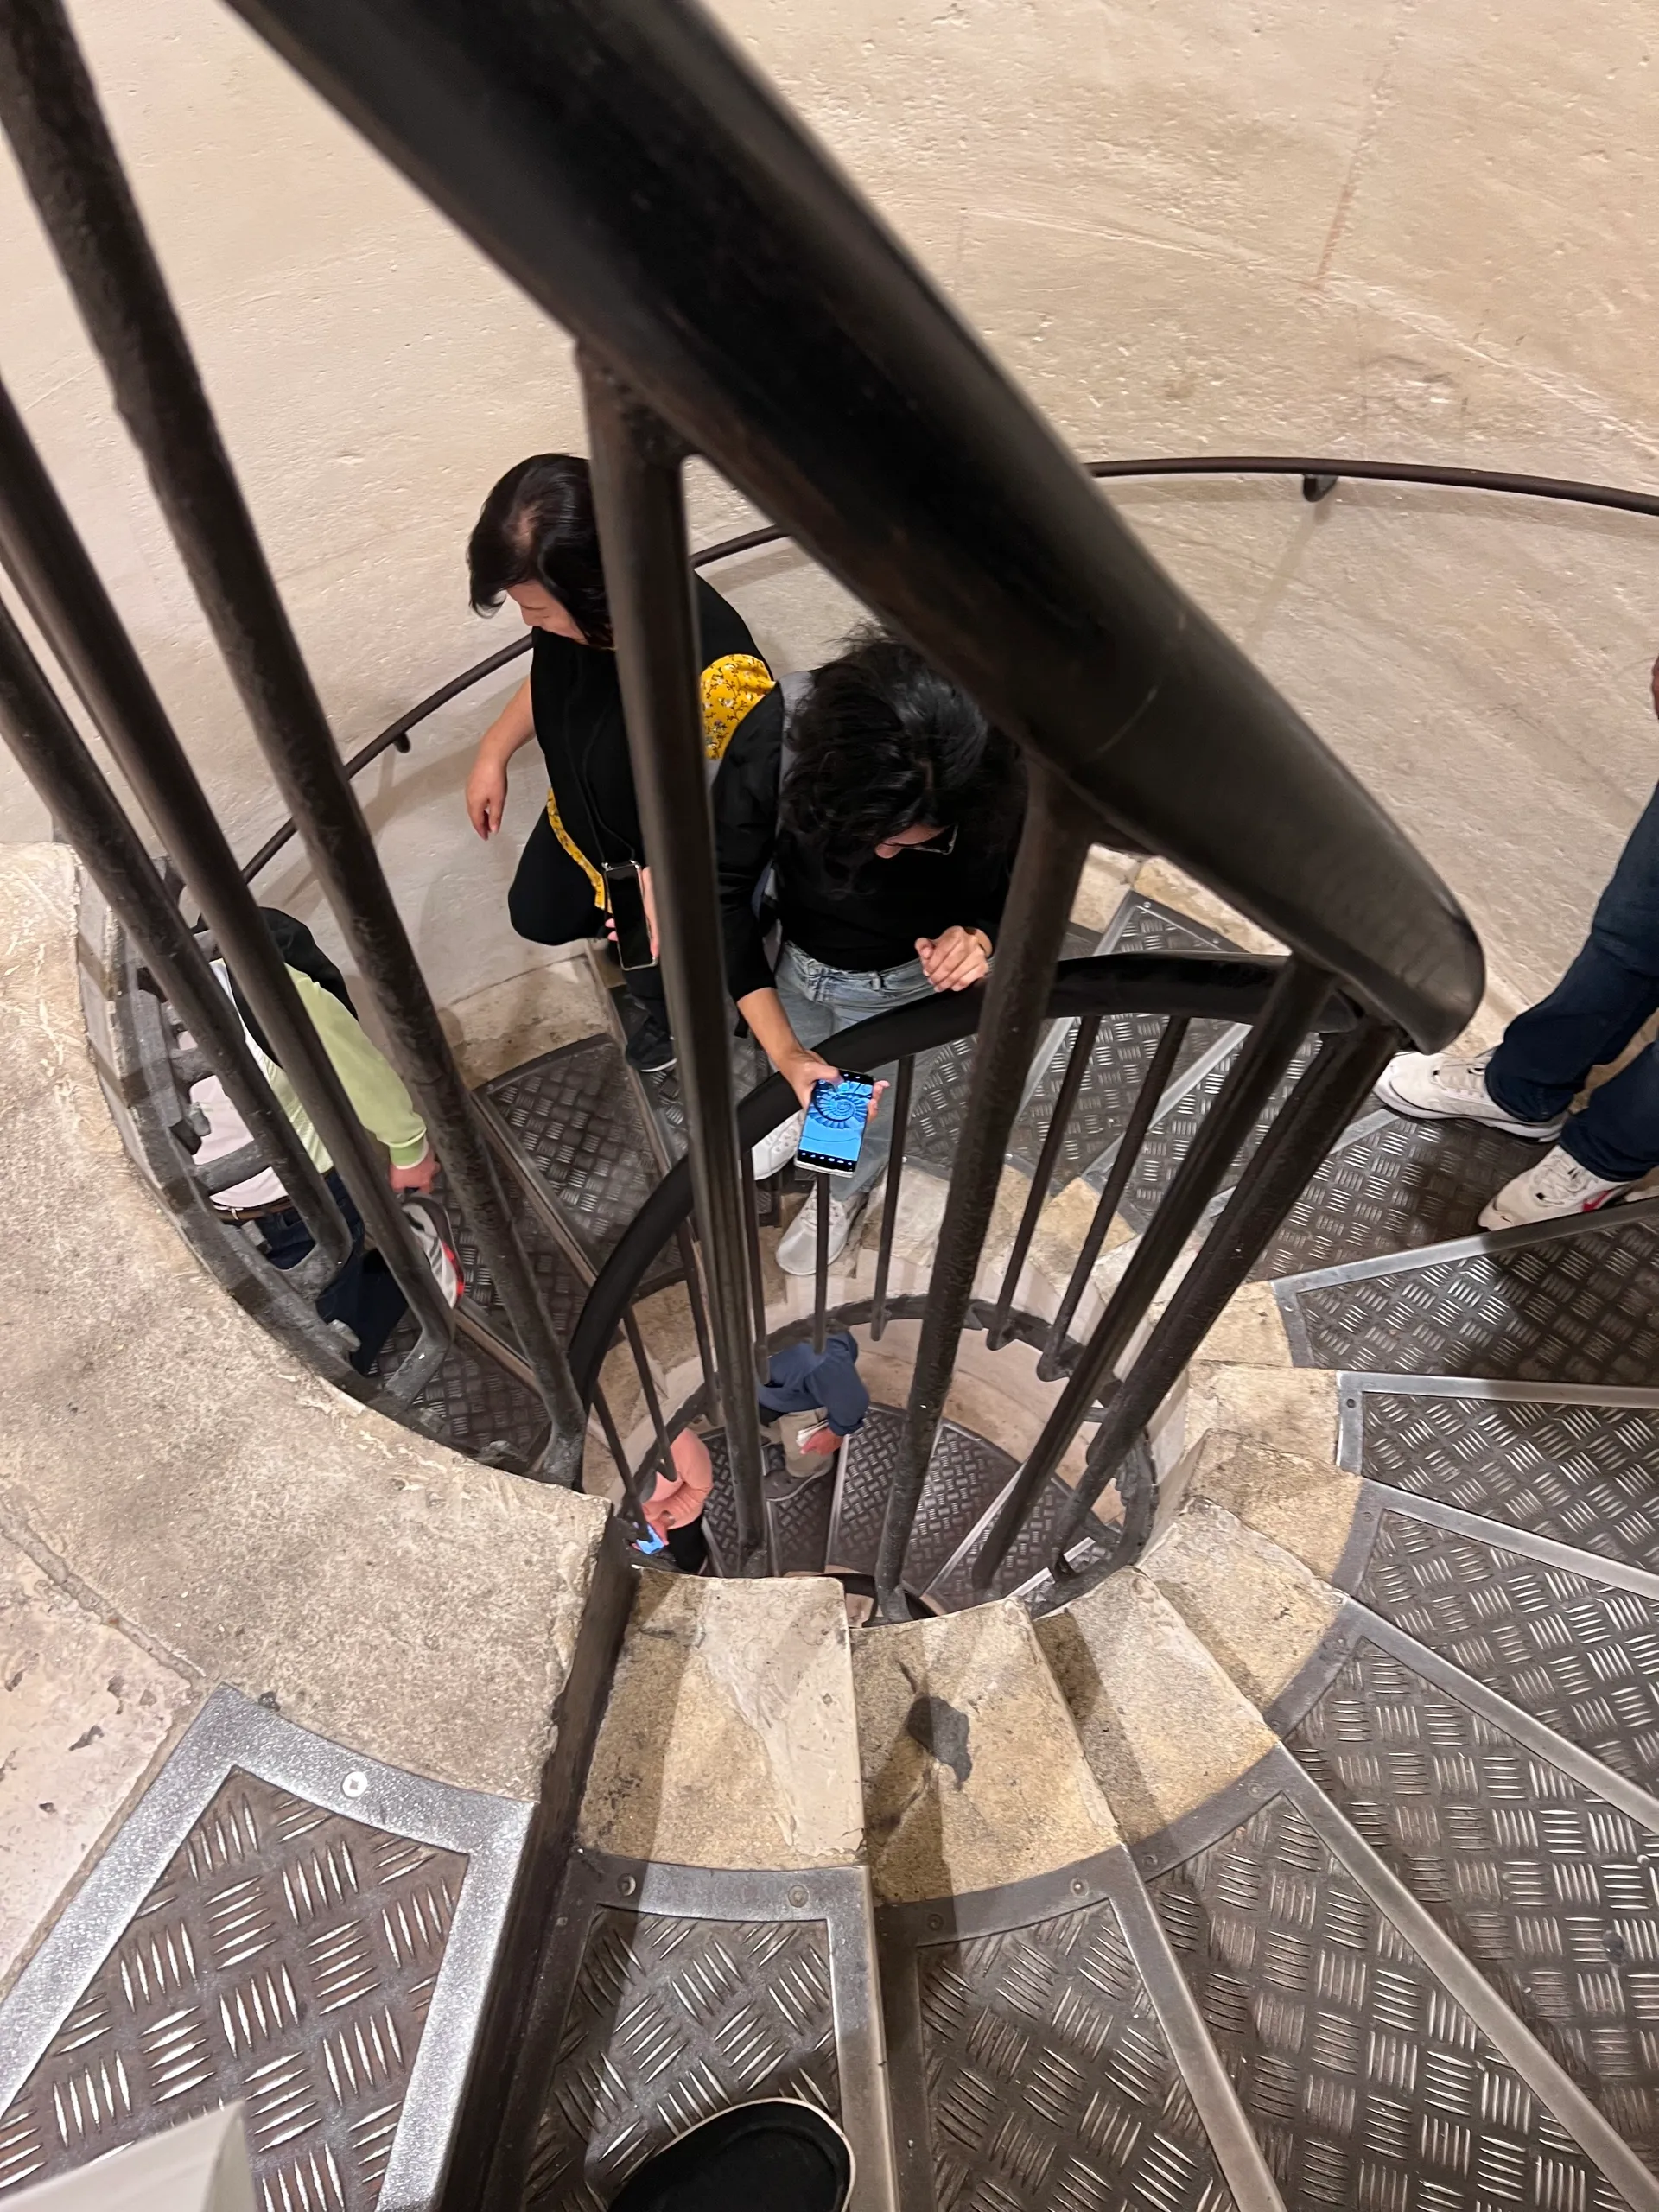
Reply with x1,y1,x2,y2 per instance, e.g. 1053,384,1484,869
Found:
1375,1048,1565,1141
401,1194,463,1306
1478,1144,1634,1230
752,1111,804,1180
777,1183,869,1275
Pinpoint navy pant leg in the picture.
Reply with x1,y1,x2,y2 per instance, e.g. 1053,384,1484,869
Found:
1485,782,1659,1179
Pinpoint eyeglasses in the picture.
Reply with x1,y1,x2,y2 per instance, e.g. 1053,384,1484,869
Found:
874,823,957,857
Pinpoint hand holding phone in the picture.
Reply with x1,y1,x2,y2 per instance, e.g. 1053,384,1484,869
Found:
603,861,655,971
796,1071,876,1176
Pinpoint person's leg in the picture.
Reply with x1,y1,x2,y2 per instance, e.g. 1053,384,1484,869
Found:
508,810,607,948
1486,782,1659,1124
664,1517,709,1573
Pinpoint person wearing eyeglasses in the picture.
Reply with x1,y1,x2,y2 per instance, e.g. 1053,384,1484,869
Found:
715,628,1025,1273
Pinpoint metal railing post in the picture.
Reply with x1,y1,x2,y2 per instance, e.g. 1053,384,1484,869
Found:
874,762,1093,1620
581,358,770,1573
0,0,588,1478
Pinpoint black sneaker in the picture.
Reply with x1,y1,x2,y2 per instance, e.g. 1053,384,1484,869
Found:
625,1007,677,1074
608,2101,852,2212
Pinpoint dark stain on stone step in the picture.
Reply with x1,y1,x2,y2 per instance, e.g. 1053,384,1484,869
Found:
906,1694,972,1786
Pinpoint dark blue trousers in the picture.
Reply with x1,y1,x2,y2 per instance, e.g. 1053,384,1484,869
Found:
1486,782,1659,1180
257,1169,408,1374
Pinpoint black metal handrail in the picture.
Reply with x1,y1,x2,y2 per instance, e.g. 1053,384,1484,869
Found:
241,450,1659,887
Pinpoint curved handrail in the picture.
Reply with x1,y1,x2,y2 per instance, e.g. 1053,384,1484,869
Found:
567,950,1358,1400
244,449,1659,887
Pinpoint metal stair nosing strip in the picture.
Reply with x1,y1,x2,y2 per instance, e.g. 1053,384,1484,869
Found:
1332,1477,1659,1611
1334,1369,1659,1473
1269,1192,1659,1370
875,1843,1287,2212
1134,1731,1659,2212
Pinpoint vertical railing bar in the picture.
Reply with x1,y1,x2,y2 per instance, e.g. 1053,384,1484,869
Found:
589,1382,644,1516
0,594,355,1309
677,1220,722,1418
741,1176,769,1391
874,763,1094,1621
811,1173,831,1356
972,957,1334,1590
0,1,590,1473
868,1052,914,1342
1037,1014,1191,1376
1050,1014,1396,1580
581,358,770,1573
987,1012,1101,1351
1070,1019,1249,1194
620,1308,673,1490
582,939,677,1179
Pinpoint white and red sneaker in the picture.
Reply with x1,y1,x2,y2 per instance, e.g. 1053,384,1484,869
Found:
1376,1048,1564,1141
401,1194,464,1306
1478,1145,1633,1231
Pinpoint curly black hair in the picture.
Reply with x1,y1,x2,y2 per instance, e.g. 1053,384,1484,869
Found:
467,454,611,646
779,628,1024,878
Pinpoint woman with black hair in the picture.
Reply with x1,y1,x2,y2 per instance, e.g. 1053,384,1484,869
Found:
463,454,774,1071
715,630,1025,1273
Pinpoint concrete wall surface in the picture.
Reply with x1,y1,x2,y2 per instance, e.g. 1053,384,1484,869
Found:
2,0,1656,1009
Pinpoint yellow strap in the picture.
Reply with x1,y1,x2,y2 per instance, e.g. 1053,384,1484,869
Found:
545,787,606,909
701,652,775,761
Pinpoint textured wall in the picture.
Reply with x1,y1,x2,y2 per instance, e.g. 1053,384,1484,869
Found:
2,0,1656,1008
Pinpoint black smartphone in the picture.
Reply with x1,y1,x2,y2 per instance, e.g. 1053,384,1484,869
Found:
796,1071,875,1176
603,861,655,971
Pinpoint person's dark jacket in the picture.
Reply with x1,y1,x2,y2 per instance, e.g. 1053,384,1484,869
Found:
713,687,1016,1001
758,1332,870,1438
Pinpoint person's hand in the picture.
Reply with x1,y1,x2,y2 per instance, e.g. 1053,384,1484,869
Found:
917,925,991,992
778,1048,887,1122
465,747,509,839
391,1149,438,1193
603,863,660,962
798,1425,840,1456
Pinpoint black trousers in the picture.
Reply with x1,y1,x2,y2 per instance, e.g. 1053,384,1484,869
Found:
257,1169,407,1374
509,810,666,1014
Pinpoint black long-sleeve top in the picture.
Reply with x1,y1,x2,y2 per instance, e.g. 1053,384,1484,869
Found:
714,686,1018,1001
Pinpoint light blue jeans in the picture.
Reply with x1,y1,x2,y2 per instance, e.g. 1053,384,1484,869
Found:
775,942,939,1196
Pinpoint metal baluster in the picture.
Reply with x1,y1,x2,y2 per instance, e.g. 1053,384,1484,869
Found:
589,1382,651,1535
0,594,356,1312
986,1014,1100,1351
869,1053,914,1342
1050,1012,1395,1580
677,1222,722,1417
874,764,1093,1621
582,359,770,1573
811,1174,831,1356
1036,1014,1190,1378
971,957,1333,1591
0,0,590,1474
741,1176,770,1392
621,1308,674,1489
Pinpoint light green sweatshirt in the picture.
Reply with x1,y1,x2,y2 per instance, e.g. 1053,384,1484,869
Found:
251,968,429,1170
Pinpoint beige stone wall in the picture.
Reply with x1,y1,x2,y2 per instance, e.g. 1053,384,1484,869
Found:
3,0,1656,1009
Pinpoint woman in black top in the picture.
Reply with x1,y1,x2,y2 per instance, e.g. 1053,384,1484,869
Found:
715,631,1025,1273
463,454,773,1071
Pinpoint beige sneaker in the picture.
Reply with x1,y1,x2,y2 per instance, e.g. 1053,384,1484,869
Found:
1479,1144,1633,1230
1376,1048,1564,1140
777,1183,870,1275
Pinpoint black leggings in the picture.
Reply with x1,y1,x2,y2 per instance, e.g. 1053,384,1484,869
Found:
509,810,665,1012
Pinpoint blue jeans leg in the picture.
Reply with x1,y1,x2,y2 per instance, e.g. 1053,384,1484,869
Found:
1485,780,1659,1180
775,948,938,1198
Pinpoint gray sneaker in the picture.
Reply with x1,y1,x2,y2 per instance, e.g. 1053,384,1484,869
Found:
777,1182,870,1275
1375,1048,1564,1140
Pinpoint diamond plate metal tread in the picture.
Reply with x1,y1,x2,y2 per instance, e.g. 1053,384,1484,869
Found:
1147,1790,1631,2212
1249,1111,1547,1282
1344,1382,1659,1574
485,1036,661,1270
1344,1506,1659,1801
699,1429,786,1573
905,1891,1237,2212
766,1464,836,1576
1284,1634,1659,2171
922,1465,1116,1615
373,1309,550,1465
524,1866,846,2212
1276,1203,1659,1384
0,1770,464,2206
1116,1037,1319,1236
821,1405,1015,1593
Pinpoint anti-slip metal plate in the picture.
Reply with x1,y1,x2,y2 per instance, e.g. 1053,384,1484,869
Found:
1339,1376,1659,1573
1116,1038,1319,1236
1284,1634,1659,2169
879,1853,1242,2212
1249,1111,1545,1282
1274,1202,1659,1384
1350,1507,1659,1800
485,1038,658,1270
767,1464,836,1576
524,1852,891,2212
1147,1791,1626,2212
0,1689,529,2210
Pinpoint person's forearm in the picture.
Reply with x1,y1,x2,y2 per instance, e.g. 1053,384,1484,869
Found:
479,679,536,765
737,986,808,1077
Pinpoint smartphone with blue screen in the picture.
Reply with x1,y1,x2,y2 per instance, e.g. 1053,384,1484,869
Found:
796,1071,874,1177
